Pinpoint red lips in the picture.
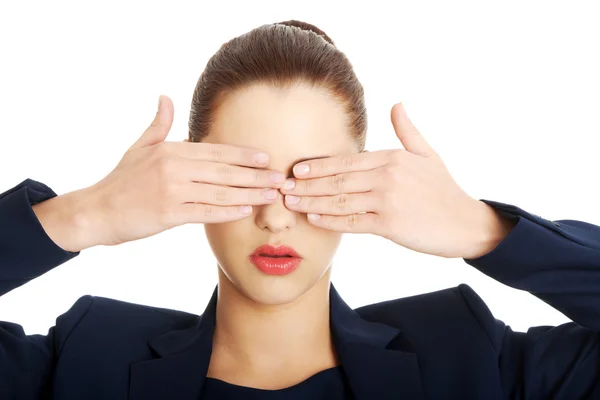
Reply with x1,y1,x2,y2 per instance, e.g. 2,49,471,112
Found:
249,244,302,275
251,244,301,258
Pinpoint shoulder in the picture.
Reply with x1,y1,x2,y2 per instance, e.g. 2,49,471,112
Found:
54,295,198,352
354,284,504,351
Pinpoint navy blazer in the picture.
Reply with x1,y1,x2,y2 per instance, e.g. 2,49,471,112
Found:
1,178,599,399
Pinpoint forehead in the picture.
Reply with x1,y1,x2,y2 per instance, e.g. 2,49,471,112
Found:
206,82,358,170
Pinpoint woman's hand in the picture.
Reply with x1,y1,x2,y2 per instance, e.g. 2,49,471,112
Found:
280,103,515,259
33,95,286,252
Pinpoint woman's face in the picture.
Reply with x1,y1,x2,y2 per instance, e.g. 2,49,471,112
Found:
203,82,359,305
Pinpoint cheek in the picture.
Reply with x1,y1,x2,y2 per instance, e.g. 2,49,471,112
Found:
204,221,249,260
306,224,343,258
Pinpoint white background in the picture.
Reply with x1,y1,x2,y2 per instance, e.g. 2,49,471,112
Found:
1,1,599,335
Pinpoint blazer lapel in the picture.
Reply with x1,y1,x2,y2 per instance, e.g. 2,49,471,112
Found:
128,287,218,400
128,285,424,400
330,285,425,400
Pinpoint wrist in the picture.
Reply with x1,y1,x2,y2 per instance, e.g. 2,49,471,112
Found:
461,199,516,259
32,185,105,253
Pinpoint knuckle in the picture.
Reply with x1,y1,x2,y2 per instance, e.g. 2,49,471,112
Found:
301,177,313,191
333,194,348,210
346,214,360,230
255,168,263,183
213,187,229,203
203,204,214,217
383,164,399,180
390,149,404,164
216,163,233,176
329,174,345,192
341,154,356,169
157,156,176,178
161,181,177,200
209,146,225,162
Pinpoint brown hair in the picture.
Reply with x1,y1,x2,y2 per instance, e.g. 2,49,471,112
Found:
188,20,367,150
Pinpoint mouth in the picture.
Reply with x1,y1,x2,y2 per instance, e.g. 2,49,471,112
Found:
251,244,301,258
249,244,302,275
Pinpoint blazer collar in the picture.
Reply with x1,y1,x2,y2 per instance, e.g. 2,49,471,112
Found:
128,289,216,399
129,284,424,399
329,285,424,399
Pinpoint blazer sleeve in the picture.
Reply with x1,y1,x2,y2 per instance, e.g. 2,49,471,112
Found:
0,178,80,296
462,199,600,399
0,178,89,398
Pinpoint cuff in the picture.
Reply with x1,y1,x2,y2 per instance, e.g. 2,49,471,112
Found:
0,179,79,293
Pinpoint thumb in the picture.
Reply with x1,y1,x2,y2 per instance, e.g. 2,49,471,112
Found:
130,95,174,150
390,102,435,157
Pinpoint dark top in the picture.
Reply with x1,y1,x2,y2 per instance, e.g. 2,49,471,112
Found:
1,178,600,399
200,366,352,399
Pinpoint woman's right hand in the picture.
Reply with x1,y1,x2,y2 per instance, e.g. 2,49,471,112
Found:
32,95,285,252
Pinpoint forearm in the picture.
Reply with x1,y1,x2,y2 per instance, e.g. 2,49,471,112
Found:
0,179,81,295
464,199,600,330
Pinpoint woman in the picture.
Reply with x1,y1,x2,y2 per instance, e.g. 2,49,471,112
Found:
1,20,599,399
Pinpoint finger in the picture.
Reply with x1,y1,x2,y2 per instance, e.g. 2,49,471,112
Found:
181,182,279,206
390,102,436,157
305,212,380,234
292,150,391,179
130,95,175,150
179,159,286,188
164,141,272,168
279,170,376,196
170,203,254,225
284,193,379,215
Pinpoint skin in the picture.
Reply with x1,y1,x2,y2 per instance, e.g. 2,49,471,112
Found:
200,82,515,388
202,82,358,388
31,88,515,390
281,102,515,260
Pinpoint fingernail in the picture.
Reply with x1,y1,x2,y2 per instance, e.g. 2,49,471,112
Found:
308,213,321,221
283,179,296,190
253,153,269,165
285,195,300,205
270,172,286,183
263,189,278,200
293,164,310,175
239,205,253,214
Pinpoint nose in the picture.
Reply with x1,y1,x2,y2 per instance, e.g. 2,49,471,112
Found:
255,190,297,233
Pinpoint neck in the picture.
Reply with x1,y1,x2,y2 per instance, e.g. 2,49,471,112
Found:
208,267,338,386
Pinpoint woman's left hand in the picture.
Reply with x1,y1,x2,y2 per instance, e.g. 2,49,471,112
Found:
280,103,514,259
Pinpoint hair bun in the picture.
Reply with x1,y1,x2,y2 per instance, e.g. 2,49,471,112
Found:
274,20,335,46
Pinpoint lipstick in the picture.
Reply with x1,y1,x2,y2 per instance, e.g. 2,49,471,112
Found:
249,244,302,275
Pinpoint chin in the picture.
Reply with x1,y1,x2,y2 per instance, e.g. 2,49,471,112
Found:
243,284,306,305
237,272,316,306
220,260,331,306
